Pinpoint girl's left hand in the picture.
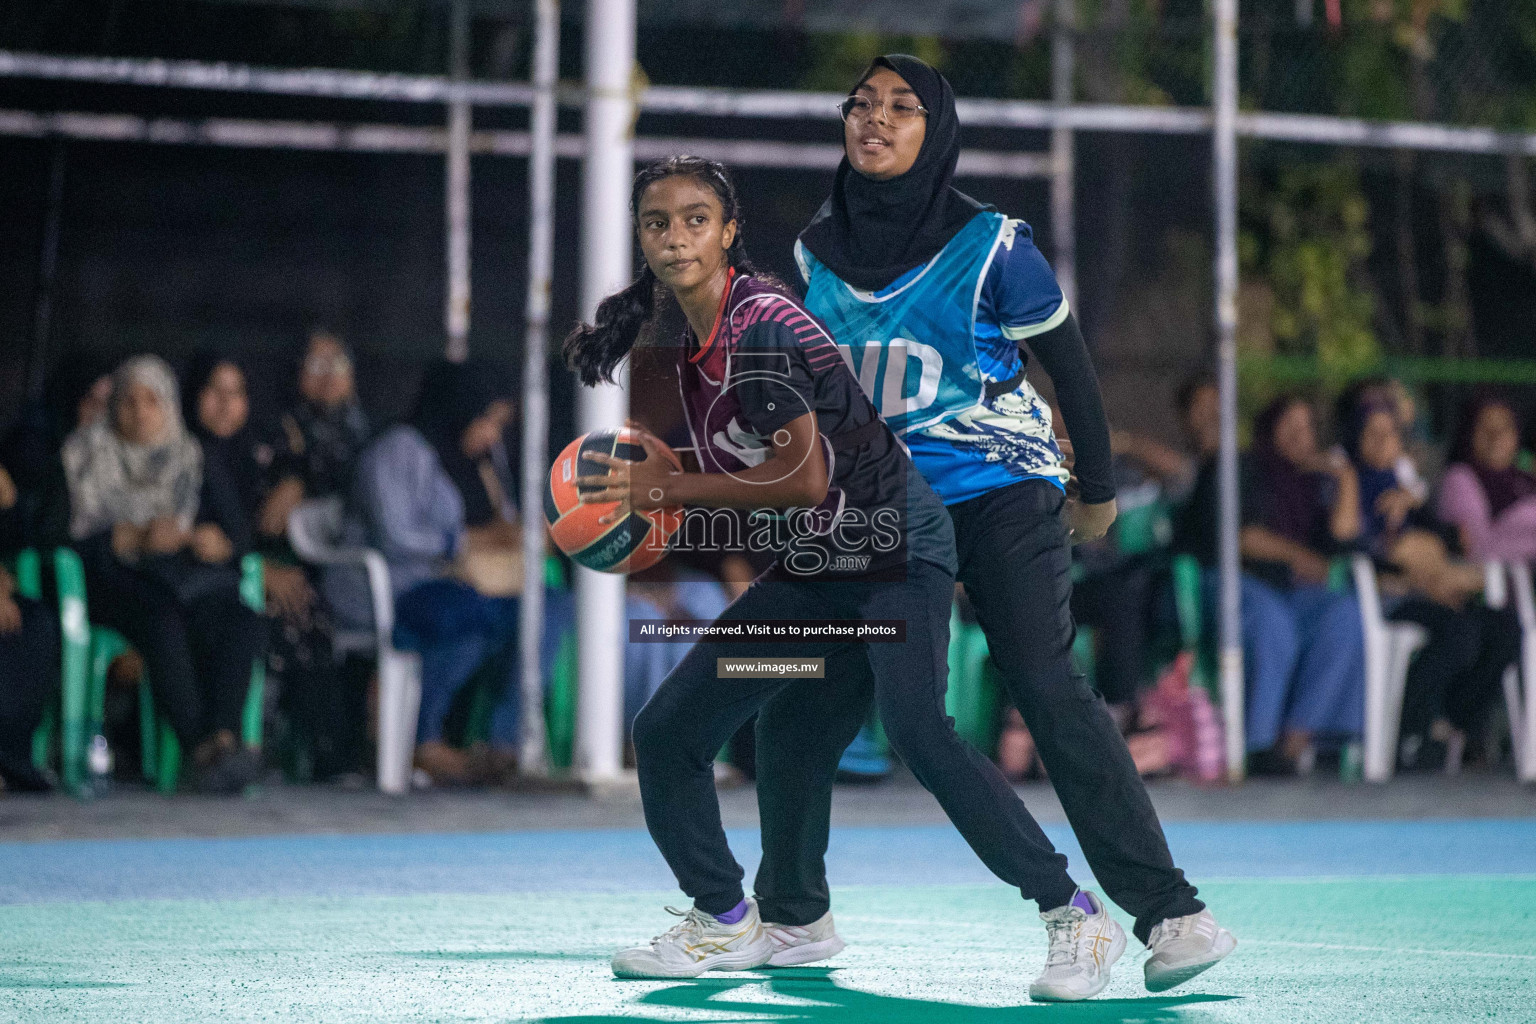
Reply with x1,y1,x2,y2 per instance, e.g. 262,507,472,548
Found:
574,423,683,523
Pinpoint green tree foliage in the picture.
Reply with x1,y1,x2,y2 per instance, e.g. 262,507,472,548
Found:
1242,162,1380,383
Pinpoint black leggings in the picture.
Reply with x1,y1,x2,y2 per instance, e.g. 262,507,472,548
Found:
0,597,60,790
756,480,1203,943
87,564,266,750
634,558,1079,918
1392,598,1519,740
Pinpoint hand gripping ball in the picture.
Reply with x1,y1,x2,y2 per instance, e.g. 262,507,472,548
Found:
545,428,684,574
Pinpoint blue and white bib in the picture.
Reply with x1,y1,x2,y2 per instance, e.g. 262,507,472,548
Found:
797,212,1071,505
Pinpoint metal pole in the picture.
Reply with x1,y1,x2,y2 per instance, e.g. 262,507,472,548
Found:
1213,0,1245,783
517,0,560,776
27,140,66,401
1050,0,1077,309
445,0,472,361
574,0,635,785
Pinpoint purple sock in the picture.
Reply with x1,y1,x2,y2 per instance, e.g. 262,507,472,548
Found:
1070,890,1097,915
711,899,750,924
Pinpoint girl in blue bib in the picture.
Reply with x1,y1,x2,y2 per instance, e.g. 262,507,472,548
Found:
757,54,1235,1000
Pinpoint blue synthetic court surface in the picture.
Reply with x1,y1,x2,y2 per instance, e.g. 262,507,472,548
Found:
3,819,1534,905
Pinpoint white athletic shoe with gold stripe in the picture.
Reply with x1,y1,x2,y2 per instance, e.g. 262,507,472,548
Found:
611,899,774,979
1143,908,1236,991
762,911,846,967
1028,890,1127,1002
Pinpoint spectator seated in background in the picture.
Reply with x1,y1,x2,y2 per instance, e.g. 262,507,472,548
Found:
0,355,115,553
0,465,61,793
1344,397,1517,770
1436,396,1536,564
1173,390,1365,774
61,355,267,794
258,330,372,543
184,350,358,781
324,360,573,787
1076,425,1194,718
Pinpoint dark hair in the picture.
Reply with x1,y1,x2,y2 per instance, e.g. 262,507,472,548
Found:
1449,392,1518,467
564,156,756,387
181,347,247,436
1174,370,1217,417
1251,394,1311,461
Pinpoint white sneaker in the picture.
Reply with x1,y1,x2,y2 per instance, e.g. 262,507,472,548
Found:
761,911,846,967
611,899,774,979
1144,908,1236,992
1028,890,1127,1002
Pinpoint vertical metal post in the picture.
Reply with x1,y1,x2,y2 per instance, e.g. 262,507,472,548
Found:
445,0,472,361
1213,0,1245,783
574,0,635,785
27,141,66,401
518,0,561,776
1050,0,1077,309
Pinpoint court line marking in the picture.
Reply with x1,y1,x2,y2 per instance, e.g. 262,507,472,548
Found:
1244,940,1536,962
843,916,1536,963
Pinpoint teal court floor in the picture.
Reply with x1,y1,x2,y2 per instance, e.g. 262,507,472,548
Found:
1,812,1534,1023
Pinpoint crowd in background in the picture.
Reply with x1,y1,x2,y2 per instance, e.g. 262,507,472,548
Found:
1,338,1534,795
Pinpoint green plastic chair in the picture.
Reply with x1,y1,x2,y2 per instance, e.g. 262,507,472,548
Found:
16,548,92,794
1172,553,1214,694
1114,497,1172,558
57,551,266,795
945,605,1001,755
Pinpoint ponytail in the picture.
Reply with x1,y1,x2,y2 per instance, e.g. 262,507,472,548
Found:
564,156,760,387
563,263,658,387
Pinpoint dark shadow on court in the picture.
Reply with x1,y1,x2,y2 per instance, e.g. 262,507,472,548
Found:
533,966,1239,1023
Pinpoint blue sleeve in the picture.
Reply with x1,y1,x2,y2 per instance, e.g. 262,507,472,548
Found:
983,220,1069,341
358,430,465,561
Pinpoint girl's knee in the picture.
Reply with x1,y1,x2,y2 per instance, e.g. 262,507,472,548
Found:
631,696,693,760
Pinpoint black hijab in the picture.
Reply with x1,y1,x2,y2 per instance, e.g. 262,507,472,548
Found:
411,359,514,527
799,54,989,292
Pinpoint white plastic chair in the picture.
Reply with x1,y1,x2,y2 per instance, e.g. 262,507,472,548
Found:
1353,554,1430,783
1486,560,1536,782
287,497,423,795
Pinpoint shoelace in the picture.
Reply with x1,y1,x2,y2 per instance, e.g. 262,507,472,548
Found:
1153,914,1191,946
1044,915,1085,968
651,905,712,947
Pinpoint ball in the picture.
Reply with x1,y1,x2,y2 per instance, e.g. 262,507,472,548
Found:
545,428,684,574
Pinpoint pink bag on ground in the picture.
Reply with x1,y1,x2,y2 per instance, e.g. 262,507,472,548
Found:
1138,652,1227,783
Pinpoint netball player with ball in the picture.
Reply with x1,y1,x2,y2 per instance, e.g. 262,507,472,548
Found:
564,156,1121,984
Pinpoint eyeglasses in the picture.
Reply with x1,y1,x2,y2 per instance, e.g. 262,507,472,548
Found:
303,354,352,377
839,95,928,124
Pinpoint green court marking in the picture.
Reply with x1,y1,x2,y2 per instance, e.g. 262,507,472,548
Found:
1,878,1531,1023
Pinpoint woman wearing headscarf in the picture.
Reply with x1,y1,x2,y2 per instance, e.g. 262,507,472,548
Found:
257,330,372,541
762,55,1232,999
324,359,572,786
184,350,359,781
1437,396,1536,563
1343,398,1516,769
61,355,266,794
